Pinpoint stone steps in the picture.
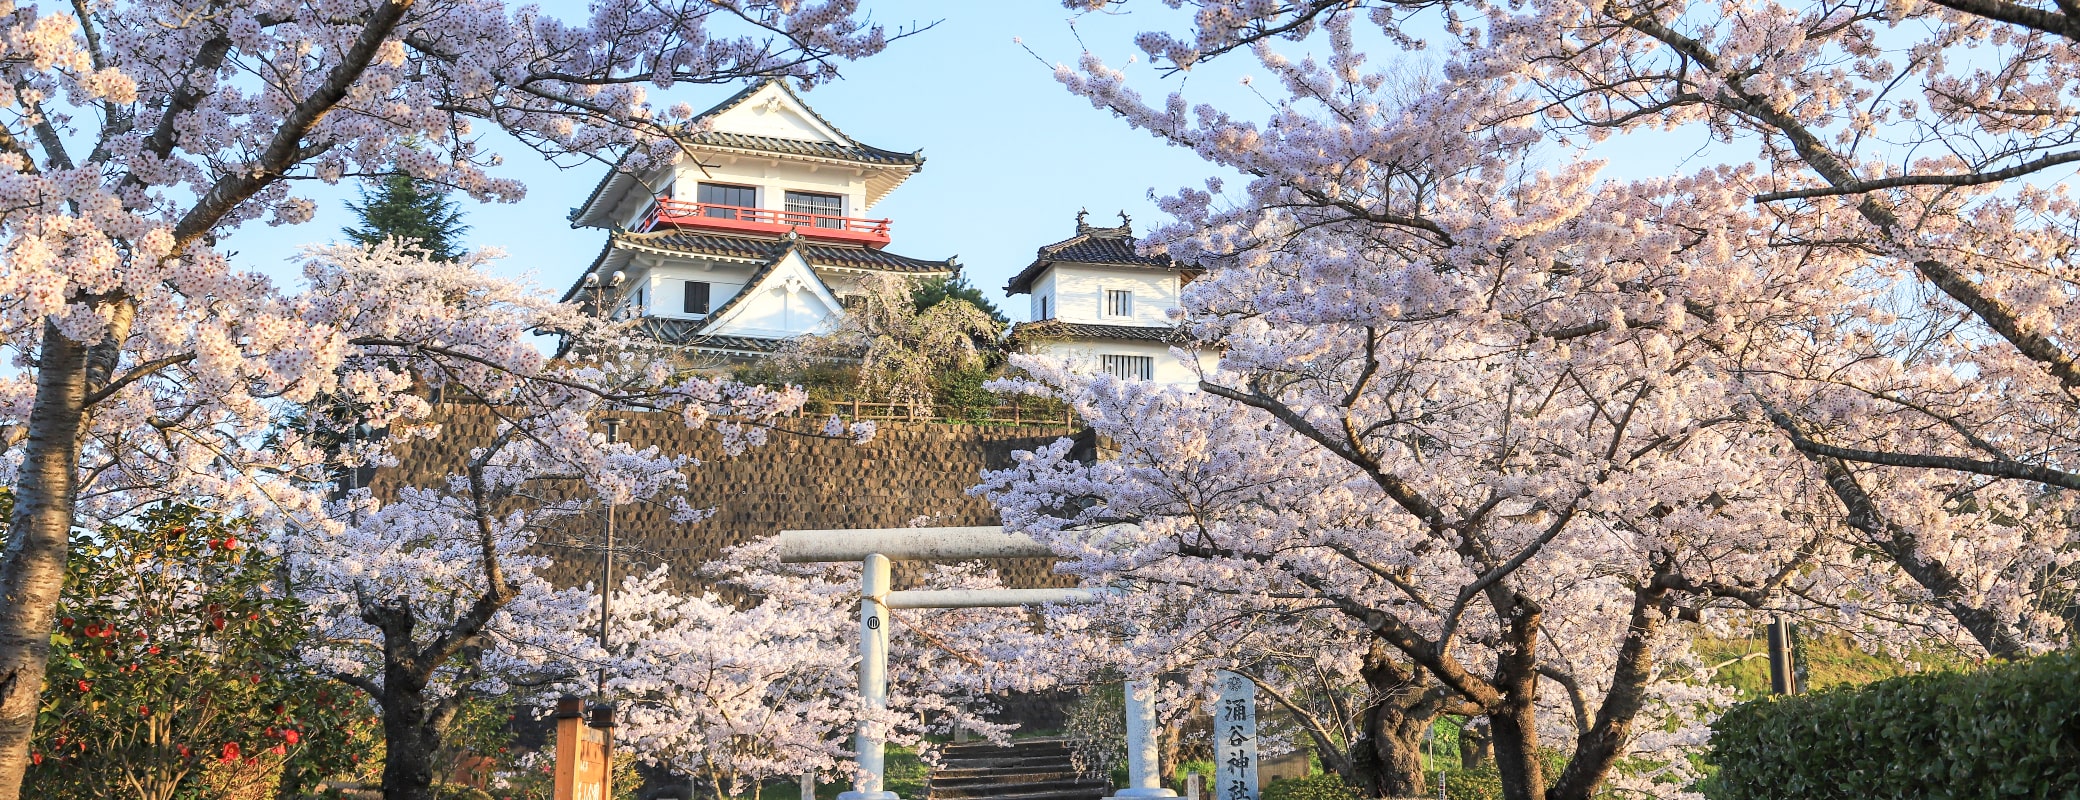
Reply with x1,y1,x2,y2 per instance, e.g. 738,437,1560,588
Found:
926,738,1108,800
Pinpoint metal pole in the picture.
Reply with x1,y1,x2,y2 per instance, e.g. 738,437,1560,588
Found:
1110,680,1178,799
599,417,622,694
839,553,898,800
1766,616,1796,695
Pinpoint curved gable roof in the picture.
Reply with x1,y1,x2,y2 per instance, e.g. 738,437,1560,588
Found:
1006,213,1178,295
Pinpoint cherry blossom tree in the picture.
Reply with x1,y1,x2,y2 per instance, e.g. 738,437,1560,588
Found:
974,25,2006,799
781,272,1005,415
0,1,915,794
1068,0,2080,660
273,240,864,800
607,541,1058,795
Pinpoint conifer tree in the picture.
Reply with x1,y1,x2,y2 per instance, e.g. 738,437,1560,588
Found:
343,174,469,262
913,275,1008,324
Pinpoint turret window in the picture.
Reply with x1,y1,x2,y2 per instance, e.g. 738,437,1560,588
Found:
1102,355,1153,381
684,281,711,315
698,183,757,217
1105,289,1134,318
784,191,846,228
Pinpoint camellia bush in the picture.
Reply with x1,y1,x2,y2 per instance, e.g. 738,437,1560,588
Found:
16,501,373,800
1709,650,2080,799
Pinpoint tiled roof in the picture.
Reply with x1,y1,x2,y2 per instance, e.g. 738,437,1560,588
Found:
1007,214,1180,294
679,131,923,167
568,79,922,227
1009,320,1182,344
620,231,955,273
636,318,789,353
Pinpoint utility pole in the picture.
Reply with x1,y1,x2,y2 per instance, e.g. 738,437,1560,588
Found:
1766,616,1799,695
598,416,623,695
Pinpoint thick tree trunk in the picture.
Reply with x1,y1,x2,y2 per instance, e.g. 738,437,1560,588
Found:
379,680,444,800
0,325,91,800
1458,720,1491,771
1332,644,1431,799
1486,698,1543,800
1487,605,1547,800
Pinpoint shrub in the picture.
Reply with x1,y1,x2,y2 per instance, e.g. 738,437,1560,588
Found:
1262,773,1357,800
1709,649,2080,800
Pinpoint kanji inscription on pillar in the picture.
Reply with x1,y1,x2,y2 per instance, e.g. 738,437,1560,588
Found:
1214,671,1258,800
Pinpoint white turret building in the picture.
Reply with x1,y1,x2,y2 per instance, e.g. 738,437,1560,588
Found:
562,80,956,360
1005,212,1211,387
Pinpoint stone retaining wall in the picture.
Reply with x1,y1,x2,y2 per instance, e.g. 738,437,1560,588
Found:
374,405,1083,590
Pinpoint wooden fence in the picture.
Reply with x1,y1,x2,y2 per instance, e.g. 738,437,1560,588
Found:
804,399,1078,427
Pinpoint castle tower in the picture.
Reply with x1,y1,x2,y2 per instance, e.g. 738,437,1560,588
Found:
1005,211,1211,386
562,80,955,360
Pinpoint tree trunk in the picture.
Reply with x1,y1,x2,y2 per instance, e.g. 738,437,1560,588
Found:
1458,720,1491,771
365,602,452,800
379,679,444,800
1334,644,1431,799
1487,605,1547,800
1486,699,1543,800
0,325,91,800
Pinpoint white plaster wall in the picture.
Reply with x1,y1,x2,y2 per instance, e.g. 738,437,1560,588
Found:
1030,271,1058,320
1025,340,1211,387
709,92,841,141
1046,265,1179,326
706,254,841,338
671,153,870,215
638,259,761,320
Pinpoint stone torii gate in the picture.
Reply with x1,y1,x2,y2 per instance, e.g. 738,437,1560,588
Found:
778,526,1177,800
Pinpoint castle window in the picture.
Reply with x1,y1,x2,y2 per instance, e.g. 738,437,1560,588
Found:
1039,295,1050,320
1102,355,1153,381
684,281,711,315
784,191,845,228
1105,289,1133,318
698,183,756,217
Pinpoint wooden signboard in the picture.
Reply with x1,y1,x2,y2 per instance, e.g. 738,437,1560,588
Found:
554,700,614,800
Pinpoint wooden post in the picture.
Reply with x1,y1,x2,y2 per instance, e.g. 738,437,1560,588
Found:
852,397,860,419
553,697,614,800
1013,403,1021,426
552,697,583,800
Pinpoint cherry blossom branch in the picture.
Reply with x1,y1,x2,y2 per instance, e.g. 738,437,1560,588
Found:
172,0,416,248
1753,150,2080,202
1924,0,2080,40
1769,411,2080,490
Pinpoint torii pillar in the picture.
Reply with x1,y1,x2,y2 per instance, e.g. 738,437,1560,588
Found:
780,526,1108,800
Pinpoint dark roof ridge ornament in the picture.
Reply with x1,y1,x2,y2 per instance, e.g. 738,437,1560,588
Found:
1075,207,1091,234
1117,210,1132,232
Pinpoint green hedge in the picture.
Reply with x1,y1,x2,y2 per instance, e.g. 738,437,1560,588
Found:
1709,649,2080,800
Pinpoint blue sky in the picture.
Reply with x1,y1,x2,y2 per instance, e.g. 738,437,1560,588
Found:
225,2,1273,321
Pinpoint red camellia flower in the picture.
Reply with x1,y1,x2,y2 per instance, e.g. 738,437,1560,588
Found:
74,680,88,692
139,705,150,716
219,742,240,763
147,646,160,655
283,730,301,745
178,745,191,759
270,744,287,756
58,617,73,628
30,753,40,766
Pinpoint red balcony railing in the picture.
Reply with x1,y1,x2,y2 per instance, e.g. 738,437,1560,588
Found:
639,199,892,247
